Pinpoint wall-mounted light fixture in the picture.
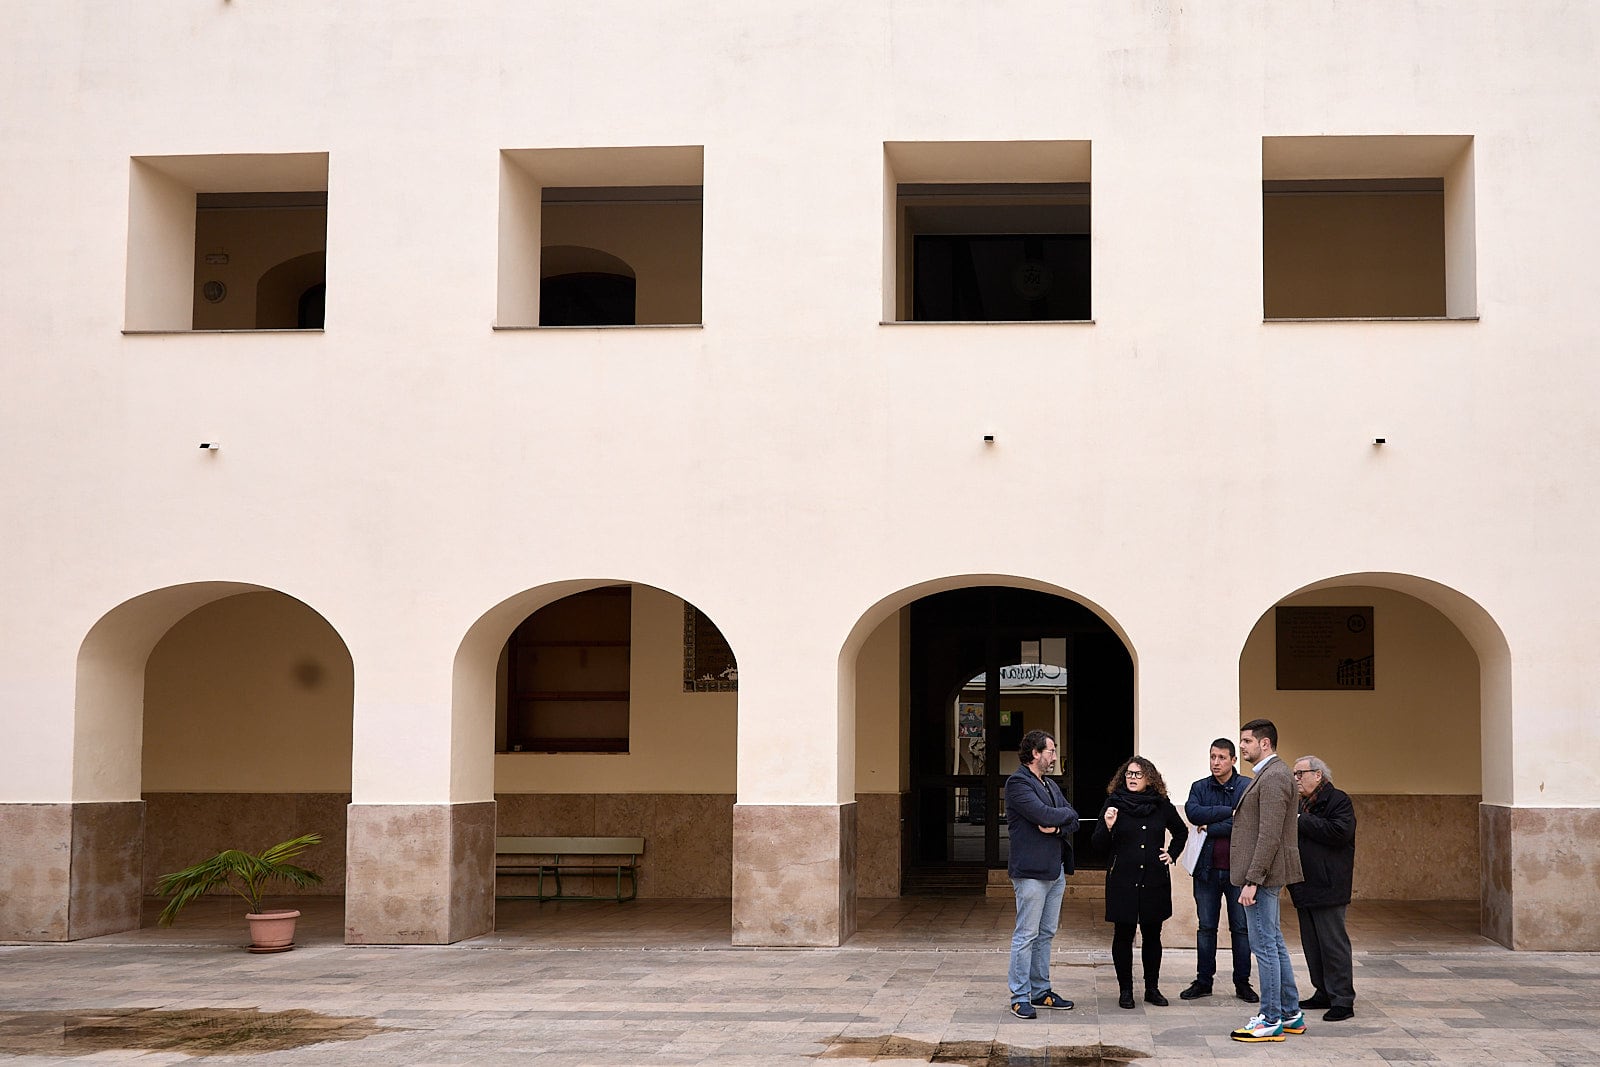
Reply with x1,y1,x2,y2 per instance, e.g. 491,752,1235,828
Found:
983,434,995,444
1373,437,1387,446
199,442,220,450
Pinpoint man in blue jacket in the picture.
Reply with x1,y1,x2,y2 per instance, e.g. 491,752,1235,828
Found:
1181,738,1258,1003
1004,729,1080,1019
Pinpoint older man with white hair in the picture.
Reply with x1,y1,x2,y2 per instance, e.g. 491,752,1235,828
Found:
1289,755,1357,1022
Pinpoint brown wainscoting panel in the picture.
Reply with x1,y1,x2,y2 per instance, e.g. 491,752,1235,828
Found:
1506,805,1600,950
494,793,733,898
0,803,73,940
856,792,903,897
142,793,350,894
1479,802,1513,947
1349,794,1479,900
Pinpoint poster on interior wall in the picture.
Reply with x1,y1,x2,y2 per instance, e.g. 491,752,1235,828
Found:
1275,606,1374,690
683,604,738,691
958,702,984,738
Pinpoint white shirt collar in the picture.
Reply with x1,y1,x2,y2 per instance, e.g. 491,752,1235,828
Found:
1255,752,1277,771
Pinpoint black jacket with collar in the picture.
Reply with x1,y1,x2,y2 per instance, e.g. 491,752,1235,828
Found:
1288,783,1356,910
1093,791,1188,924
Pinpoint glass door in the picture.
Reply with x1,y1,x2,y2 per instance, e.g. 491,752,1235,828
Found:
905,586,1132,887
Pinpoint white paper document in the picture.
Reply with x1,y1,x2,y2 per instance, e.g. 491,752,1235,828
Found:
1179,826,1206,875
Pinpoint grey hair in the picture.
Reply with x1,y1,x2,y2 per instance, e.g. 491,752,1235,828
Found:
1296,755,1333,785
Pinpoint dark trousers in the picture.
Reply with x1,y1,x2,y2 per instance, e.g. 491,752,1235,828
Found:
1112,919,1164,993
1193,868,1251,986
1297,904,1355,1008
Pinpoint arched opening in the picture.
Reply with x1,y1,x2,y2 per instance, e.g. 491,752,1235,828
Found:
841,575,1137,897
255,251,326,329
1238,572,1511,942
453,579,738,927
72,583,352,941
539,246,637,326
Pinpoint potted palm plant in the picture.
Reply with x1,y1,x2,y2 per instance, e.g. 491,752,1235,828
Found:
155,832,323,952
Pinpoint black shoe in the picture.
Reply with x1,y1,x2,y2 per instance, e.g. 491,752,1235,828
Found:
1030,990,1074,1011
1235,984,1259,1003
1118,990,1136,1010
1299,994,1332,1010
1179,981,1213,1000
1322,1006,1355,1022
1009,1001,1037,1019
1144,989,1168,1006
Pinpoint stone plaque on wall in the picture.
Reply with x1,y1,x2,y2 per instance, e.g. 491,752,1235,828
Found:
1276,606,1374,690
684,604,737,692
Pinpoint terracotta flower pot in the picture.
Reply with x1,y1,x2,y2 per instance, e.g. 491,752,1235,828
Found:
245,909,300,953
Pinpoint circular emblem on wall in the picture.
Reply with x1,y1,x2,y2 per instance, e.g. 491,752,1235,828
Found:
1346,613,1367,633
202,280,227,303
1012,260,1052,300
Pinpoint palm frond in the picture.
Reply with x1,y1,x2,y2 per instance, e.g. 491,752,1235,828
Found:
154,834,325,926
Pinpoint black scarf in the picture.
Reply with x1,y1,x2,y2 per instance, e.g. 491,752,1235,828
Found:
1108,787,1162,819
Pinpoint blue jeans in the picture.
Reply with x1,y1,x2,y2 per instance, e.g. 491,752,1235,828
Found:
1193,869,1251,985
1242,885,1300,1024
1009,872,1066,1002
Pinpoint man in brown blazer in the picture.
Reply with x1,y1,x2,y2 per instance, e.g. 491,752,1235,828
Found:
1228,718,1305,1043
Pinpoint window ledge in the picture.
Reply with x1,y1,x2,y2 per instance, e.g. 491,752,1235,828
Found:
122,328,325,335
492,323,703,331
1263,316,1479,324
880,318,1096,326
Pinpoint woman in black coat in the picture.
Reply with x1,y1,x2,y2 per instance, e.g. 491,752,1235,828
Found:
1092,755,1188,1009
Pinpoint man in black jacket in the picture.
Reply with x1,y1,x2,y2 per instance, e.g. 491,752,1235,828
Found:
1003,729,1080,1019
1289,756,1357,1022
1181,738,1258,1003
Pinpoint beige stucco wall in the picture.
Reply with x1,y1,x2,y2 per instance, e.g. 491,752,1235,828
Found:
1,3,1597,834
143,592,353,792
1240,587,1480,795
143,586,738,795
853,608,906,794
492,585,737,793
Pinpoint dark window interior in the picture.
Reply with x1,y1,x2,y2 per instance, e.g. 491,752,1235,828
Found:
297,283,325,329
540,272,637,326
913,234,1090,321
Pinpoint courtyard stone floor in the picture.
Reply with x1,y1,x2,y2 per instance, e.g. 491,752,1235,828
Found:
2,897,1597,1065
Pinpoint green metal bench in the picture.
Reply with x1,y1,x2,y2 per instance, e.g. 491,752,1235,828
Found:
493,836,644,902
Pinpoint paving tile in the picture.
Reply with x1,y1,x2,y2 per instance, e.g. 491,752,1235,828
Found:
2,898,1596,1065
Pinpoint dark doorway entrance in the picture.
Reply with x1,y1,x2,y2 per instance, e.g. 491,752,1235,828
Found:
904,586,1133,893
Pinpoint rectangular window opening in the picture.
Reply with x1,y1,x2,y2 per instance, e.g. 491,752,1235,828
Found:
1261,135,1475,320
498,147,704,328
194,191,327,330
884,142,1092,323
901,184,1091,322
125,153,329,332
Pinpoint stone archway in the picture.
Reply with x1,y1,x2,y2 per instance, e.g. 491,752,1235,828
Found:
1238,572,1512,944
838,574,1138,902
5,582,353,942
449,579,740,939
